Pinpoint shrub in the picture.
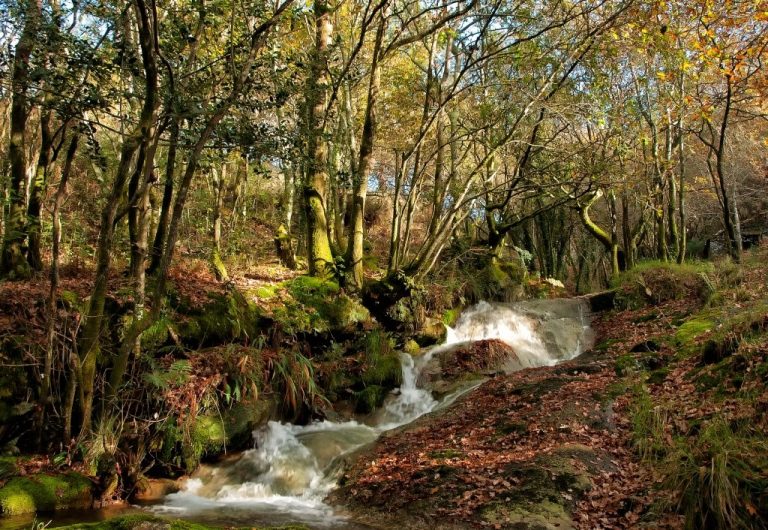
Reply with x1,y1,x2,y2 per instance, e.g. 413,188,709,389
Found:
666,420,768,529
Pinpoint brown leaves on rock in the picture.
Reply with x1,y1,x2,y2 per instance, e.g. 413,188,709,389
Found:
441,339,518,379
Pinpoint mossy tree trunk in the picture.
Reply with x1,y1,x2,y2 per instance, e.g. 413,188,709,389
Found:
26,108,54,272
211,164,229,282
577,190,624,278
304,0,335,278
0,0,40,280
345,12,385,291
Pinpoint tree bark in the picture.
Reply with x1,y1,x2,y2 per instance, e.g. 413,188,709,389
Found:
304,0,335,277
1,0,41,280
345,12,385,290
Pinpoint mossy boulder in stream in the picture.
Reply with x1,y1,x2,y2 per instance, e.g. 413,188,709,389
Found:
181,398,275,471
0,472,93,515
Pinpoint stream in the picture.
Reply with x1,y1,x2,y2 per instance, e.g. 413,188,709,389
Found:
148,299,593,529
0,300,591,530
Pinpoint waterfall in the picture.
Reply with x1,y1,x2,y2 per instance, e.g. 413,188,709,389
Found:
152,299,591,528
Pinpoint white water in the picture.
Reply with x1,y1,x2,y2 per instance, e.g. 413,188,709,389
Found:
152,300,590,528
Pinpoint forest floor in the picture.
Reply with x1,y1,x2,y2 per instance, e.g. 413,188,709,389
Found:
331,250,768,529
1,249,767,529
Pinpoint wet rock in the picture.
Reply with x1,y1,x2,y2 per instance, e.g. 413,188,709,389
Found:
630,340,661,353
132,478,182,502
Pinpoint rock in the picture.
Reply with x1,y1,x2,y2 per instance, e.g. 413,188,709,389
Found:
132,478,182,502
419,339,518,396
414,317,446,346
583,290,616,312
630,339,661,353
0,472,93,516
362,271,426,332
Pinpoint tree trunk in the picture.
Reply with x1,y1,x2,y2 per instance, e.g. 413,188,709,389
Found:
304,0,335,277
1,0,41,280
211,165,229,281
149,119,178,274
27,109,54,271
345,13,385,290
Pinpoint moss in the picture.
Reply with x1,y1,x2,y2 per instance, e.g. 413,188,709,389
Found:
141,317,173,351
615,354,640,376
184,415,227,471
646,367,670,385
497,420,528,436
252,285,278,299
58,290,81,310
355,385,387,413
277,276,369,333
403,339,421,355
428,448,464,459
442,308,460,327
362,353,402,387
177,290,263,347
674,317,715,347
0,472,93,515
480,446,595,528
0,456,18,480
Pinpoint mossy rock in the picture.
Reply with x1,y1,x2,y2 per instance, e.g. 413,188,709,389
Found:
362,271,426,332
480,445,599,529
0,472,93,516
442,308,460,327
414,317,446,347
177,290,264,347
403,339,421,355
181,399,275,471
613,261,714,310
277,276,370,333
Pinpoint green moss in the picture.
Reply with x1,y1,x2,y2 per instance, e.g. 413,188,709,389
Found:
142,317,173,351
252,285,278,299
362,353,402,387
403,339,421,355
674,317,715,347
355,385,387,413
184,415,227,471
276,276,369,333
614,354,639,376
428,448,464,459
442,308,460,326
177,290,263,346
480,446,595,528
0,456,18,480
58,290,81,310
646,367,670,385
0,472,92,515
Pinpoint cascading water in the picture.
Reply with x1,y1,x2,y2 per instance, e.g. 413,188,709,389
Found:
152,299,591,528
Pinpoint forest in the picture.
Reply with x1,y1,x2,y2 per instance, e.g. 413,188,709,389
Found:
0,0,767,528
